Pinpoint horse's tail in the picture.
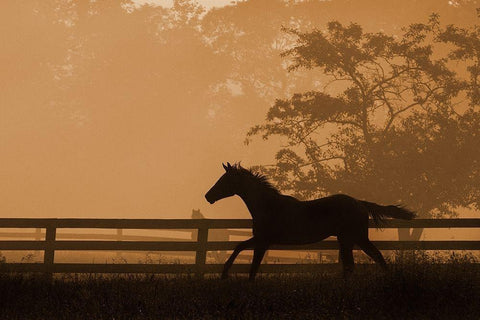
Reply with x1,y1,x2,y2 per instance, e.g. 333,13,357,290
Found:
359,200,416,227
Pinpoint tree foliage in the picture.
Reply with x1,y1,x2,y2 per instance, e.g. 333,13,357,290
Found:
248,15,480,223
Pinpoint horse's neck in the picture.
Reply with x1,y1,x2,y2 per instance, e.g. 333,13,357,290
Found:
237,185,279,220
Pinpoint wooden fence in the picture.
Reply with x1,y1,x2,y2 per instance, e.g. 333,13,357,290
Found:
0,218,479,275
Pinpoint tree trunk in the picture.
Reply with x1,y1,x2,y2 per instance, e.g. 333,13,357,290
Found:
396,228,424,262
397,228,424,241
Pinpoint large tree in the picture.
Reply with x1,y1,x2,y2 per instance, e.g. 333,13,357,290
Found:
201,0,476,120
248,15,480,240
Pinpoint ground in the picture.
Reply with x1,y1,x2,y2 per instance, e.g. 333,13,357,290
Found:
0,255,479,319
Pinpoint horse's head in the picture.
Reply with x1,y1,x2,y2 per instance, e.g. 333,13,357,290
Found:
205,162,242,204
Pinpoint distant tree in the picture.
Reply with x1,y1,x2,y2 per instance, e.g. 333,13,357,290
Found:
201,0,477,155
0,1,69,112
248,15,480,240
439,22,480,106
60,0,230,157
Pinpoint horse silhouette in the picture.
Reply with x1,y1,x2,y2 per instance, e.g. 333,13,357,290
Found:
205,162,415,280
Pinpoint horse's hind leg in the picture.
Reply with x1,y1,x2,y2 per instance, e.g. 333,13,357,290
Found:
338,239,354,278
357,239,387,271
249,246,267,281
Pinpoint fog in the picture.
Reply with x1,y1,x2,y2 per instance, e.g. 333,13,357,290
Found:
1,0,478,222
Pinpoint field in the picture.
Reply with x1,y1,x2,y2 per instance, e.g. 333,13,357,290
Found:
0,253,479,320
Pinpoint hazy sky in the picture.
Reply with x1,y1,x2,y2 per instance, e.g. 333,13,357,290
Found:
1,0,478,223
1,0,285,220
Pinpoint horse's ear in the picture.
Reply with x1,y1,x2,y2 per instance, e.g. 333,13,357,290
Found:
227,162,232,168
222,163,228,171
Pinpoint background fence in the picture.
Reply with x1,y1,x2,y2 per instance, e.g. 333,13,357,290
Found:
0,218,479,275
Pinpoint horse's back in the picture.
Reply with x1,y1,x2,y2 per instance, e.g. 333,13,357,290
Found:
304,193,356,206
255,193,369,244
301,194,360,216
301,194,369,236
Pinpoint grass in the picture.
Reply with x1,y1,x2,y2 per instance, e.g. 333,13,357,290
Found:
0,253,479,319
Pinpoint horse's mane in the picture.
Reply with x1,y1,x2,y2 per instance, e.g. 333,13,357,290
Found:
230,163,281,195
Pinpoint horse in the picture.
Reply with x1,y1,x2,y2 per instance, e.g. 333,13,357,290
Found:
205,162,415,280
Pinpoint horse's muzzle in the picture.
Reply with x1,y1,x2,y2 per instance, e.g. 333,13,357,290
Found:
205,194,215,204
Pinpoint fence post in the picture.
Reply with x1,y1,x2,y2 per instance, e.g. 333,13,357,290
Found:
195,225,209,278
44,225,56,277
35,228,42,256
116,229,123,258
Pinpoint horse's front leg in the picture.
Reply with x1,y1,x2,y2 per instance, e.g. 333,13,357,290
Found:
249,245,268,281
222,237,255,279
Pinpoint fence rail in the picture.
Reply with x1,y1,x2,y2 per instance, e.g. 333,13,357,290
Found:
0,218,478,275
